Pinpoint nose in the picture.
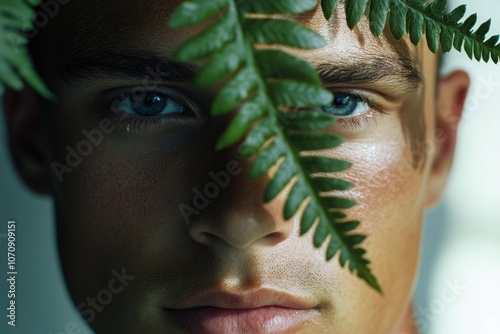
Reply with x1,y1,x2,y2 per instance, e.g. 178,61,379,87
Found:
186,158,295,249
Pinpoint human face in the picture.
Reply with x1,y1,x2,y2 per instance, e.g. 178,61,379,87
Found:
7,0,469,333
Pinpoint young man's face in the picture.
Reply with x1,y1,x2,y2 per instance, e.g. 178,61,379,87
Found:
5,0,470,333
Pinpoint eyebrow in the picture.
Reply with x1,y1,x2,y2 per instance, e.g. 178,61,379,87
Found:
315,54,423,92
57,52,199,87
57,51,423,94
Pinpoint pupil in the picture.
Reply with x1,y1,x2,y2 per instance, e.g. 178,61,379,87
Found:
133,94,167,116
145,95,161,106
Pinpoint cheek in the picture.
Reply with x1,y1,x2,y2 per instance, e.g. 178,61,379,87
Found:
47,111,224,300
320,128,428,331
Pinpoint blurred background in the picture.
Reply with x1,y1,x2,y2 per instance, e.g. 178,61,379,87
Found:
413,0,500,333
1,0,499,333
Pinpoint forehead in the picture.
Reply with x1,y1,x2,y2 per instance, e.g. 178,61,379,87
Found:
40,0,428,79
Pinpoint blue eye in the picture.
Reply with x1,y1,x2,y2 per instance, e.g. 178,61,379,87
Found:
116,93,188,116
322,93,370,117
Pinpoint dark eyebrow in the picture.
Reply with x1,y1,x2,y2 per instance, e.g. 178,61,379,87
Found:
56,50,423,94
315,54,423,92
56,52,199,87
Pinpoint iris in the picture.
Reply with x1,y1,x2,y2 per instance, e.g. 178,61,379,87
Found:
117,93,186,116
322,93,368,117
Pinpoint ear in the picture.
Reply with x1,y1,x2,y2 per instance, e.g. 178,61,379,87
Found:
425,70,470,207
3,87,52,194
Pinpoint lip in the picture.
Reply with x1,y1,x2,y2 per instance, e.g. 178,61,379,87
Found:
163,289,320,334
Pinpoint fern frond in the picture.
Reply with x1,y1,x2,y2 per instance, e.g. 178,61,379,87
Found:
389,0,500,62
0,0,54,98
322,0,500,63
169,0,381,292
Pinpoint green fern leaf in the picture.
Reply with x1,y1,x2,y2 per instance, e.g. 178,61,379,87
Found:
443,4,466,24
321,0,340,20
264,159,295,202
255,50,321,85
239,118,275,158
369,0,389,37
172,12,236,60
193,44,245,87
440,26,453,52
429,0,447,14
245,18,326,49
168,0,229,28
462,13,477,32
321,196,357,209
216,94,267,148
453,32,464,52
311,177,354,192
345,0,369,30
0,0,54,99
463,37,473,59
280,111,338,130
475,19,491,41
299,156,351,173
485,35,500,47
240,0,318,15
425,19,441,53
407,8,424,45
485,35,500,63
170,0,381,292
287,132,344,151
267,81,332,107
482,46,490,63
211,67,258,115
388,1,407,40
